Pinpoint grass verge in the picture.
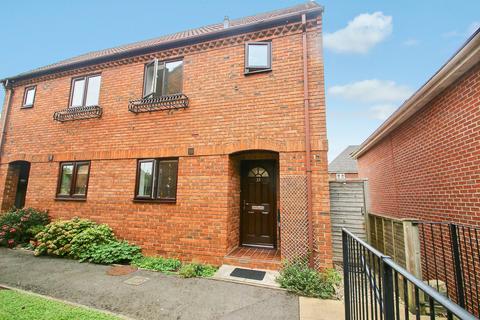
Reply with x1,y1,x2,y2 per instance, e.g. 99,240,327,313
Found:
0,289,121,320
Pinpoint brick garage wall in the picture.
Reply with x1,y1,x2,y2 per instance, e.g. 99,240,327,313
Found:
357,62,480,225
0,18,331,266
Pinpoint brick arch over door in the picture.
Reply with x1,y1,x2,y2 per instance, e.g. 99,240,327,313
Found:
224,138,284,155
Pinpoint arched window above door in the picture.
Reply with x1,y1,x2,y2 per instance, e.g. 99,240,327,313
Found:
248,167,269,177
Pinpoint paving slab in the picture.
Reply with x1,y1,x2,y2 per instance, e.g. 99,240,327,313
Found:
299,297,344,320
0,248,298,320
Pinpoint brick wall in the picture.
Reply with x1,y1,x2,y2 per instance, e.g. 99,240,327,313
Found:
357,62,480,226
0,18,331,267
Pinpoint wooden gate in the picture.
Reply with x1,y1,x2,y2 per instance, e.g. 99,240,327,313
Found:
330,180,367,262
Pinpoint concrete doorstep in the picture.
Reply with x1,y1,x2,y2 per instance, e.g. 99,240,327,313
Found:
212,264,281,289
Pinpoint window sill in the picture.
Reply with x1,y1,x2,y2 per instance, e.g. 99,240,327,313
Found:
133,198,176,204
54,197,87,202
21,105,34,109
244,68,272,76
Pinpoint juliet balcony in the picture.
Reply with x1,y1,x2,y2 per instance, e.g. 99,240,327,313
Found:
128,93,189,114
53,105,103,122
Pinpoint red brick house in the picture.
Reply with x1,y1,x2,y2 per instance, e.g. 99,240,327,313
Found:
353,28,480,225
0,2,332,270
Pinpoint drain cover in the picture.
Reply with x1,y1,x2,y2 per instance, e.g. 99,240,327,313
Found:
230,268,266,281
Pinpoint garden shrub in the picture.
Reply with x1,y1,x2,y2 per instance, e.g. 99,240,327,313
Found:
80,241,142,264
132,256,181,273
70,224,115,260
0,208,49,247
34,217,141,264
276,259,341,299
179,263,217,278
34,218,96,256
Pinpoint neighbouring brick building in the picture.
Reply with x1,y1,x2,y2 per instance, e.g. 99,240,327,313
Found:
0,2,332,270
353,28,480,226
328,145,359,181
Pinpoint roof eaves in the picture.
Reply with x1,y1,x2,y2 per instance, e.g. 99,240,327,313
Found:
1,4,323,84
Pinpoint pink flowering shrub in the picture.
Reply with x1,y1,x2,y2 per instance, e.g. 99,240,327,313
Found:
0,208,49,247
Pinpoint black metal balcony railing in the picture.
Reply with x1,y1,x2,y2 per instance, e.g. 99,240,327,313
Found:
128,93,189,114
53,105,103,122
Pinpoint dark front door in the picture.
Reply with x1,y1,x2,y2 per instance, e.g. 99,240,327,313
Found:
14,162,30,209
241,160,276,248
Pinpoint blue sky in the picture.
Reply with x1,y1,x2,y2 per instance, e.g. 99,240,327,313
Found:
0,1,478,160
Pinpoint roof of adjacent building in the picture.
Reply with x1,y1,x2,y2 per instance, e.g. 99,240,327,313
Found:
352,27,480,159
329,145,360,173
2,1,323,84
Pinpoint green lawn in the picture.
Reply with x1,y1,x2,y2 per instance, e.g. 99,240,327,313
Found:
0,289,120,320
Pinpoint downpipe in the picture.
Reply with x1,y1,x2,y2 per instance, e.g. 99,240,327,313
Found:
301,14,314,268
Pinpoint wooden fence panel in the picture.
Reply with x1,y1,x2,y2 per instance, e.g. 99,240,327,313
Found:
329,181,367,262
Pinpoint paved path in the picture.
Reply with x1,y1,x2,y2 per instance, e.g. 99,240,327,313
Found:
0,248,298,320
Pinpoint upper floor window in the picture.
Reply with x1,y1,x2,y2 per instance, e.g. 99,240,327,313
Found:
56,161,91,199
245,42,271,74
22,86,36,108
135,158,178,202
143,60,183,98
70,74,101,107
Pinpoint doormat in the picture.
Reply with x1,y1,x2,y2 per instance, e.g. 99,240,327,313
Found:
230,268,266,281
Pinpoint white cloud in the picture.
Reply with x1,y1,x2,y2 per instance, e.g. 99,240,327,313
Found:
328,79,413,103
369,104,397,120
403,38,419,47
324,12,392,54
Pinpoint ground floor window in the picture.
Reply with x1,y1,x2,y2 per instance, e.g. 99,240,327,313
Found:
135,158,178,202
56,161,90,199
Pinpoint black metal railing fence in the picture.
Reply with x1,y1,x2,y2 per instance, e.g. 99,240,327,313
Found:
418,222,480,317
343,228,476,320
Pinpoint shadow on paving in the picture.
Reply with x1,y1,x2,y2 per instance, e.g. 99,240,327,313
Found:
0,248,298,320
